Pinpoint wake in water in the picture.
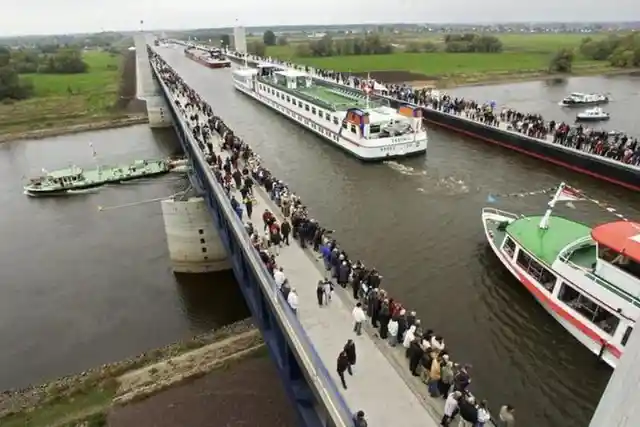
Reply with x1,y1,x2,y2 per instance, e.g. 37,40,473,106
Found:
383,161,427,176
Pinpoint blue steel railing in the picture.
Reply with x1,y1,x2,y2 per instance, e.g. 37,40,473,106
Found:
150,57,354,426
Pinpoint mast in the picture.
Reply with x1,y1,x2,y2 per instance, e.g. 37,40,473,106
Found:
365,72,370,109
538,182,565,230
89,142,100,178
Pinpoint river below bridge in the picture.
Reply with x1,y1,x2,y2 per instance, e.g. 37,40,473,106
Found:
0,125,250,390
158,46,640,427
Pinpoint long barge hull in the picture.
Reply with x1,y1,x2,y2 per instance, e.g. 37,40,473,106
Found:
185,52,231,69
222,52,640,191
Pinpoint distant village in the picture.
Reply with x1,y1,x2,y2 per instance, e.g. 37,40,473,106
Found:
249,22,639,39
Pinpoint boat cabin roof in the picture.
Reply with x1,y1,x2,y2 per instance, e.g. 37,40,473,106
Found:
506,216,592,266
366,106,408,125
274,69,308,78
48,166,83,179
592,221,640,263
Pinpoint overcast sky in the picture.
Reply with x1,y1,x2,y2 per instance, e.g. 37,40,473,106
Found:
1,0,638,36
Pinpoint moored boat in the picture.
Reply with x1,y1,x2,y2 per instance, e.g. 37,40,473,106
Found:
25,159,181,196
482,182,639,368
559,92,609,107
576,107,610,122
231,65,428,161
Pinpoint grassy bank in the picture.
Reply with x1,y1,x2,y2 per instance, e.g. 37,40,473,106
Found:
0,319,260,427
264,33,616,86
0,49,145,139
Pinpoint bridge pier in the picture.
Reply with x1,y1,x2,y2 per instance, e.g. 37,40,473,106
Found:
161,197,230,273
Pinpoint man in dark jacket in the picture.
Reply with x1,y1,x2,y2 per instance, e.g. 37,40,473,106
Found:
344,339,356,369
353,410,368,427
281,219,291,245
337,350,351,389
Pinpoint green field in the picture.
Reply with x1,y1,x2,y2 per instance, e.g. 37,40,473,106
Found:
264,33,613,85
0,50,126,135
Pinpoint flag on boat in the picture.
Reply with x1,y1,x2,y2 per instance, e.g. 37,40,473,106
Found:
487,194,497,204
556,185,584,202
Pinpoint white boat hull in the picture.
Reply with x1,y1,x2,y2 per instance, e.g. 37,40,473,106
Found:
481,209,619,368
233,81,427,161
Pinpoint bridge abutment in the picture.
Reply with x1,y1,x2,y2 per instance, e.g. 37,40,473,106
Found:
161,197,231,273
146,95,173,128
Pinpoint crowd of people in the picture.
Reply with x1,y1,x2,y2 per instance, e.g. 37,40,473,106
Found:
150,47,519,427
224,48,640,166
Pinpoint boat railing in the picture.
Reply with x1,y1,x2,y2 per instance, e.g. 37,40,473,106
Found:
481,207,520,220
258,76,338,112
557,236,595,263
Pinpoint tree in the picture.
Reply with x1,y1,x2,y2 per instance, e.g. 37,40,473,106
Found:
549,48,575,73
443,33,502,53
38,48,88,74
579,33,640,68
220,34,231,48
248,41,266,57
263,30,276,46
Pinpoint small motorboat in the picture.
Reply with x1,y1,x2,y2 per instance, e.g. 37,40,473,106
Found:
559,92,609,107
576,107,610,122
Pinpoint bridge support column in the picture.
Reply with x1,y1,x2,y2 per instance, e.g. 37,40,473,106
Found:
161,197,230,273
146,95,172,128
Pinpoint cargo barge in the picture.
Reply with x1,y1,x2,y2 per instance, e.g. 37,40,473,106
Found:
184,47,231,69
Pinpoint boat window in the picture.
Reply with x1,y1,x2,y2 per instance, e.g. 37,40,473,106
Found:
333,117,339,125
516,250,556,292
342,121,347,130
325,112,331,121
286,96,291,102
558,283,620,335
312,107,317,115
622,326,633,346
350,124,357,134
599,244,640,281
502,236,516,258
370,124,381,134
305,104,310,112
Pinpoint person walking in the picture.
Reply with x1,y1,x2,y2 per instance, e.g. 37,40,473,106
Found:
281,219,291,246
353,410,368,427
316,280,325,306
352,302,366,336
337,350,351,390
344,339,356,372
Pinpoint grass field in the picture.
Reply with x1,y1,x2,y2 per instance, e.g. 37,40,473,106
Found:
264,33,614,85
0,50,128,135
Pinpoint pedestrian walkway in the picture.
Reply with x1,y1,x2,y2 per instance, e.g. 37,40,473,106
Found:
168,93,439,426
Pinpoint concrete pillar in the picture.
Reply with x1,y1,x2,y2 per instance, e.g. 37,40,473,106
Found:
588,328,640,427
161,197,230,273
146,95,172,128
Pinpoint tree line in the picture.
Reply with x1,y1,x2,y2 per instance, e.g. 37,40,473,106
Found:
0,45,91,102
580,33,640,68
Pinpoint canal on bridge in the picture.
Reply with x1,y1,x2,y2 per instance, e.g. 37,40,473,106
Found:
158,45,640,427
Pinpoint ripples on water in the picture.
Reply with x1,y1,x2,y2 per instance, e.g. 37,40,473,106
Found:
158,47,640,427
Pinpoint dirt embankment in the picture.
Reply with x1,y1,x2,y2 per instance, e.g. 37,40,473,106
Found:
0,318,257,420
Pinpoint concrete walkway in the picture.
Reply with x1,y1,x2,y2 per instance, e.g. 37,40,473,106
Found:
167,89,439,425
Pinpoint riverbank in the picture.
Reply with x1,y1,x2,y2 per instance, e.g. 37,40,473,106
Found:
0,49,147,143
0,318,261,427
0,115,149,144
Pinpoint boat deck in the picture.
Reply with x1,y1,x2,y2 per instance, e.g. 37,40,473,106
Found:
567,245,597,269
507,216,592,266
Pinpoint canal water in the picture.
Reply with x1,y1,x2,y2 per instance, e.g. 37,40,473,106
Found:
448,74,640,136
0,125,249,390
158,46,640,427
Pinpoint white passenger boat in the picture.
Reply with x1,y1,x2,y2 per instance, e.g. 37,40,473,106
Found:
576,107,610,122
559,92,609,107
482,183,639,368
231,65,428,161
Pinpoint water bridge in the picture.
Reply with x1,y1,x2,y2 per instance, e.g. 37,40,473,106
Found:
135,34,443,427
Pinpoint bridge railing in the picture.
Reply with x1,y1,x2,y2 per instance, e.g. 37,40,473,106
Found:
148,55,354,427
